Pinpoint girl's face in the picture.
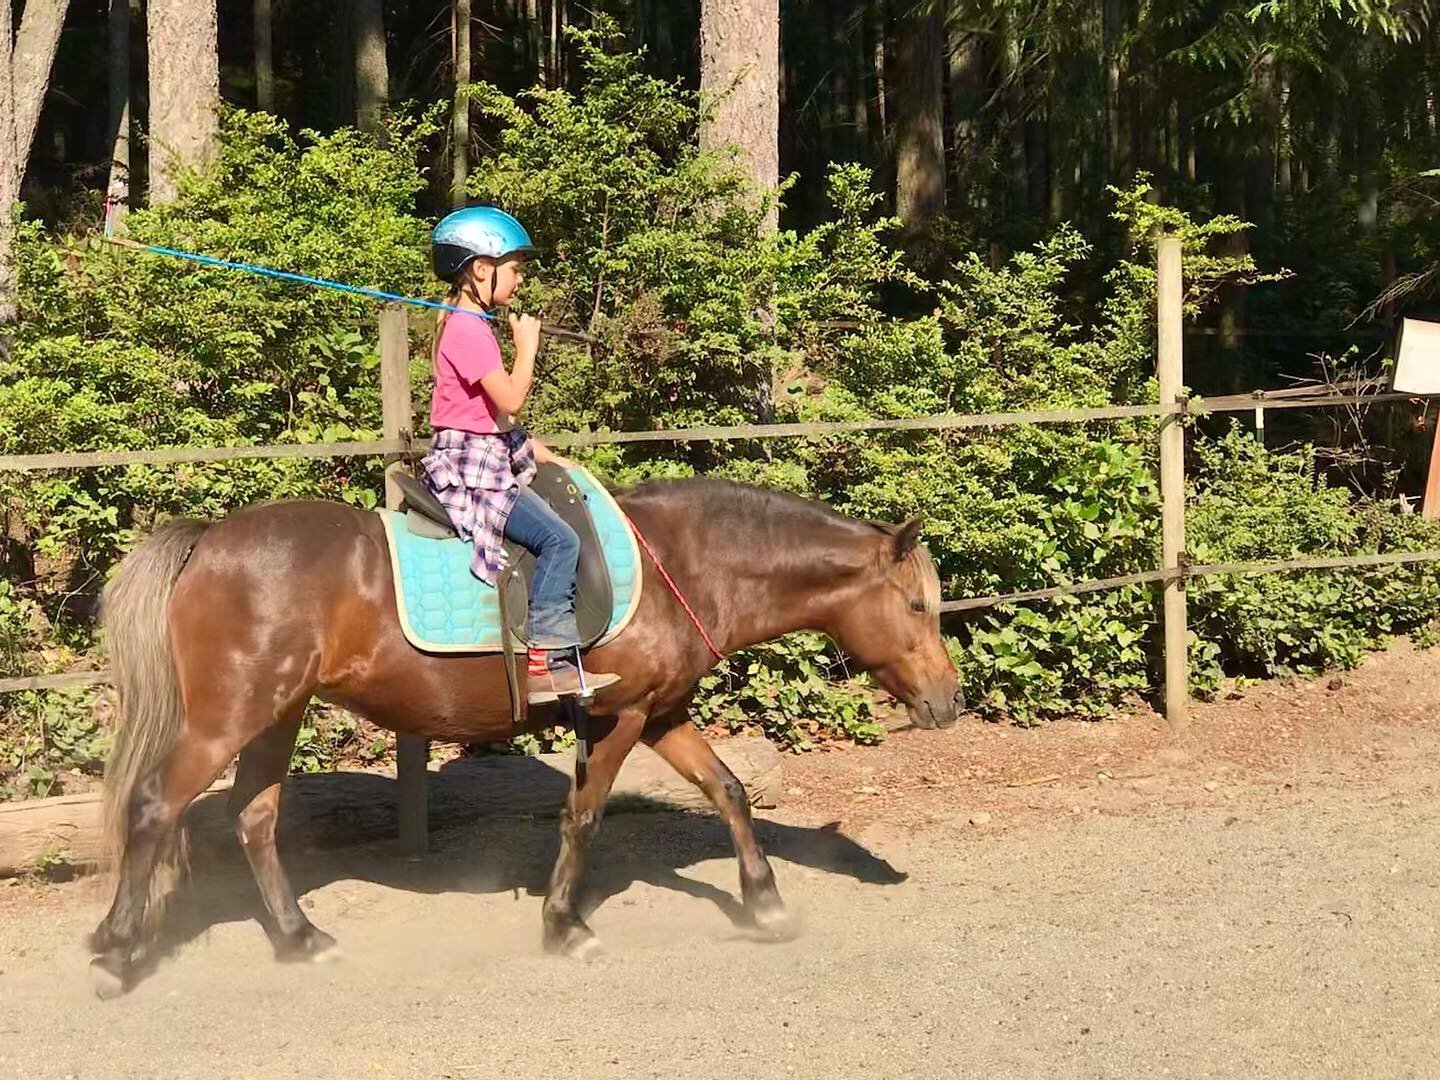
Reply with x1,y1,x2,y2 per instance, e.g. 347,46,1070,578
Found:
468,254,526,306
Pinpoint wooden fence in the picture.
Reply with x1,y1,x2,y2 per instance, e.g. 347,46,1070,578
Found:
4,237,1439,849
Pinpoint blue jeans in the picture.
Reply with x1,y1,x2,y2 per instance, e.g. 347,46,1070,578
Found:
503,487,580,652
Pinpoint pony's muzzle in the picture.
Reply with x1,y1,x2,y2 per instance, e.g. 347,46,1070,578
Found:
909,683,964,730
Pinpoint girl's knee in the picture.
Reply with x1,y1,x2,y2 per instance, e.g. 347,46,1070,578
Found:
550,521,581,563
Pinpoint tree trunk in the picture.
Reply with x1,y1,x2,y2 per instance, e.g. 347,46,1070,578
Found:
1355,82,1382,233
354,0,389,132
894,0,946,230
1276,74,1292,196
949,26,983,213
1023,114,1045,216
1047,106,1064,222
451,0,470,207
1180,99,1196,182
850,0,869,150
1103,0,1123,175
825,4,852,164
549,0,562,89
254,0,274,112
526,0,544,86
1003,31,1025,220
699,0,780,230
106,0,132,231
13,0,72,174
1216,129,1248,391
700,0,779,423
1254,49,1282,201
0,0,17,337
636,0,675,79
147,0,219,203
867,0,887,144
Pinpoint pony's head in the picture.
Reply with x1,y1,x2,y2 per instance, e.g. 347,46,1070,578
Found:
827,519,964,730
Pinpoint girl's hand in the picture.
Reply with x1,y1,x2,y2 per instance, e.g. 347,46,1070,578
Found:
509,312,542,359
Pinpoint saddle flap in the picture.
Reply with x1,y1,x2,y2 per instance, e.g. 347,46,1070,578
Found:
395,472,457,537
404,508,454,540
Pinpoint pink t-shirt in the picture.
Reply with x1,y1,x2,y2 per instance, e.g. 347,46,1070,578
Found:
429,311,511,434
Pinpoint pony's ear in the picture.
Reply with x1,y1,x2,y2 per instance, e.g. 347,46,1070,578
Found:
891,517,924,562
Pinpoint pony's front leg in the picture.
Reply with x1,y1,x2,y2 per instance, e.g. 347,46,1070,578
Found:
644,717,797,940
541,703,646,959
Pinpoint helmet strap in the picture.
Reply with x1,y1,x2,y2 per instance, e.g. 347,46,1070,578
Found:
460,260,491,310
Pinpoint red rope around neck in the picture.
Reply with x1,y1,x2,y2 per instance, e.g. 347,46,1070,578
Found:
622,512,727,663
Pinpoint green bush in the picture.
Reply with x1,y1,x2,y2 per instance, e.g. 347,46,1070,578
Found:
0,686,108,800
694,634,886,751
0,108,437,582
1187,427,1440,680
290,704,391,774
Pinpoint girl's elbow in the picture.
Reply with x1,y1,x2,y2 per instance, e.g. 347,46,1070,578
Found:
482,378,523,415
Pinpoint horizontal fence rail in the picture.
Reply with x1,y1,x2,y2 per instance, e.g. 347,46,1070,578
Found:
938,549,1440,615
0,438,411,473
0,671,110,693
0,388,1419,474
939,569,1171,613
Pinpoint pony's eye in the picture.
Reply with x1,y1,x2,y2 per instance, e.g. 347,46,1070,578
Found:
910,599,927,613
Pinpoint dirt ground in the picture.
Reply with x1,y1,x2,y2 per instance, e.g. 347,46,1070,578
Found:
4,642,1440,1079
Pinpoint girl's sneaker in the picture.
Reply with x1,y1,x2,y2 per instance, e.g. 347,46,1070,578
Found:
526,651,620,705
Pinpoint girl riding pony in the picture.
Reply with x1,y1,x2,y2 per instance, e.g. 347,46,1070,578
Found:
423,206,619,704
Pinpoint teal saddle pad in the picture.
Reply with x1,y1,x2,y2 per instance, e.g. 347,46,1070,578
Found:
377,467,642,654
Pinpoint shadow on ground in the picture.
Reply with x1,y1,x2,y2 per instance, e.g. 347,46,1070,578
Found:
123,758,906,982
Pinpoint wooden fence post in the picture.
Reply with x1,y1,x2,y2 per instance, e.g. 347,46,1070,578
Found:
1421,419,1440,520
1157,235,1189,732
379,306,429,852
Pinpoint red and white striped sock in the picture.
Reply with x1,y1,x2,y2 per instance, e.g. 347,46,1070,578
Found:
526,648,549,678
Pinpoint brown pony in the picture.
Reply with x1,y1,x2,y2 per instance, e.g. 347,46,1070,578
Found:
88,477,962,997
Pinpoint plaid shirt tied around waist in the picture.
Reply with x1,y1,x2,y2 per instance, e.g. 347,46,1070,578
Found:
421,427,537,585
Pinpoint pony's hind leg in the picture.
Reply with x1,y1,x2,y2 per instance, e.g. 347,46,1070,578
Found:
644,717,796,940
88,731,239,998
541,703,647,959
229,714,338,963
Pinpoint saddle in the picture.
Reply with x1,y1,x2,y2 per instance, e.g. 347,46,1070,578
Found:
379,465,643,727
392,464,617,648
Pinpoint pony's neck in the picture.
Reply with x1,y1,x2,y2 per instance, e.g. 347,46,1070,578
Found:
705,570,828,656
629,483,877,657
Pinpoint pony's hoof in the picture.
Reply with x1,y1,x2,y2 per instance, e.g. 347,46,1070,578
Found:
747,902,801,943
86,923,117,955
275,925,340,964
567,934,605,962
89,955,127,1001
544,921,603,961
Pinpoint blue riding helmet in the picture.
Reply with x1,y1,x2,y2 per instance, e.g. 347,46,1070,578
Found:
431,206,536,283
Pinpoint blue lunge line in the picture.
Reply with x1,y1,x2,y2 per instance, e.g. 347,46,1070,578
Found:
131,243,495,322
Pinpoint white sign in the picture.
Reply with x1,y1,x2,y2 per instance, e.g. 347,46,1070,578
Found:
1393,317,1440,394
